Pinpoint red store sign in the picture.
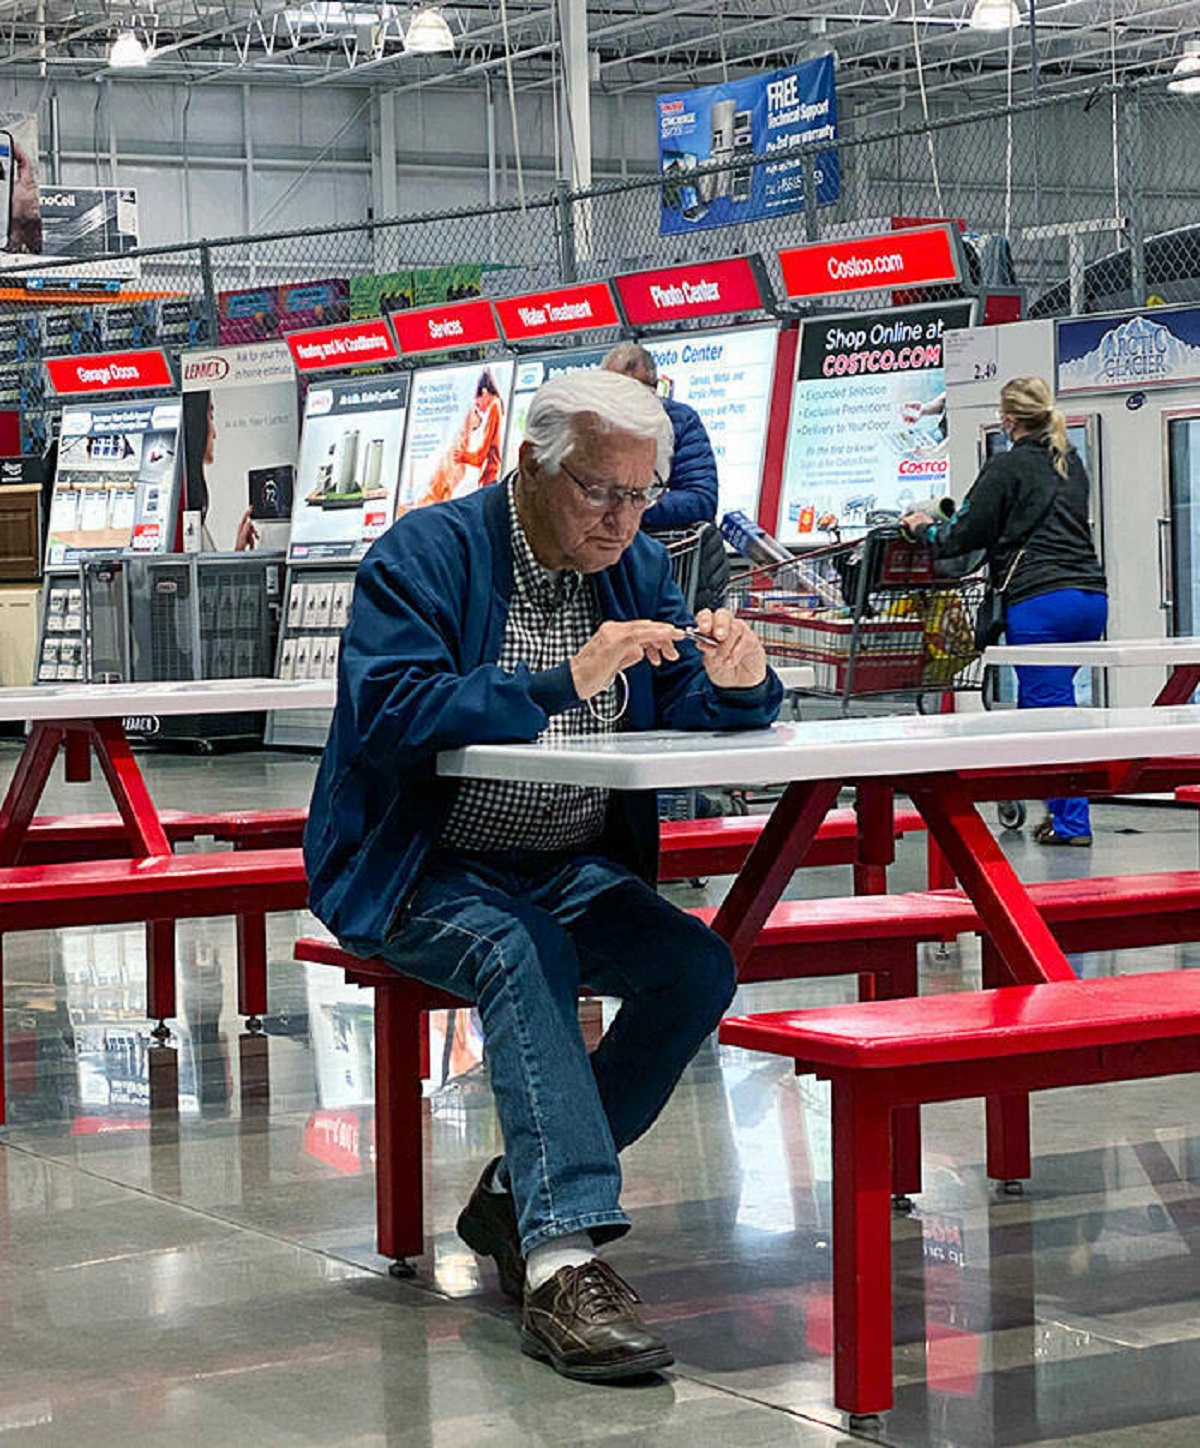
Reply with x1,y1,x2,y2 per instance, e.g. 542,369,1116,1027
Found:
613,256,766,327
494,282,619,342
390,297,500,354
287,318,398,372
779,225,962,299
45,348,174,395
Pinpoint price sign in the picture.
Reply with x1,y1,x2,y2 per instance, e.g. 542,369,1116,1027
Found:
944,328,999,387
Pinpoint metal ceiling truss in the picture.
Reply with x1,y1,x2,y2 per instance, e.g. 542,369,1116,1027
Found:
0,0,1195,102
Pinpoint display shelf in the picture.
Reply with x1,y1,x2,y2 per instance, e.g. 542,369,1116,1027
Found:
265,559,351,749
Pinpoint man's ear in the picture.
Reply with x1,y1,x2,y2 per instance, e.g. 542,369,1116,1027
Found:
518,439,539,483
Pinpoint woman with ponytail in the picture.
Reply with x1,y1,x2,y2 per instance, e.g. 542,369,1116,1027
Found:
903,375,1107,846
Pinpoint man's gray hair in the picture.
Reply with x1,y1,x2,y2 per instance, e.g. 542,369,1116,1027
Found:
602,341,658,388
524,369,673,479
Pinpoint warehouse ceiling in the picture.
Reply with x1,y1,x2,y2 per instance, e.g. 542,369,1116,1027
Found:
3,0,1199,108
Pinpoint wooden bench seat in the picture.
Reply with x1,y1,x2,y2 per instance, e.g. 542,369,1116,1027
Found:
718,970,1200,1421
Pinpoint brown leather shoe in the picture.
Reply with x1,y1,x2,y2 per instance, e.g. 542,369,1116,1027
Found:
456,1158,525,1301
521,1260,674,1382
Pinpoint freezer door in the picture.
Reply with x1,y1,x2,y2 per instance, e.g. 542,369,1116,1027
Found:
1166,414,1200,636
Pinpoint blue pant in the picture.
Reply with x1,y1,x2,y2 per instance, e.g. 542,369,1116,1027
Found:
1005,588,1109,839
378,849,736,1255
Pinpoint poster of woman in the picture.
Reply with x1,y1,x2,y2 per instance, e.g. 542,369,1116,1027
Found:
396,360,514,516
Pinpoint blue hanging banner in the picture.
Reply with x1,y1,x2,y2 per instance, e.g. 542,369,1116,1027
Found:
656,57,839,237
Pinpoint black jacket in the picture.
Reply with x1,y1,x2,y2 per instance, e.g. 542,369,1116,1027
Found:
924,435,1106,606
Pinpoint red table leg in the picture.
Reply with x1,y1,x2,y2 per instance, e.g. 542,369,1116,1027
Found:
89,719,171,856
0,723,65,865
712,779,842,968
63,727,91,783
831,1071,895,1417
980,939,1032,1181
373,982,426,1267
853,781,893,897
1154,664,1200,707
902,771,1076,986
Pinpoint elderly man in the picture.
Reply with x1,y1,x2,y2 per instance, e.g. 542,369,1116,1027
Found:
305,369,781,1383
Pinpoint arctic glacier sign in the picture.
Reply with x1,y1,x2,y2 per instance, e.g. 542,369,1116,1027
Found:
1057,307,1200,395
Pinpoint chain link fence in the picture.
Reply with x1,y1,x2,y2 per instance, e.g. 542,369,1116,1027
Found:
8,71,1200,444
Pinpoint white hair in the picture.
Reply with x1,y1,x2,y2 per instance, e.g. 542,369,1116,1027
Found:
524,368,674,480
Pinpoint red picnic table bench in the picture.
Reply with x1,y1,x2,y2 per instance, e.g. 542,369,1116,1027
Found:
719,970,1200,1424
292,861,1200,1274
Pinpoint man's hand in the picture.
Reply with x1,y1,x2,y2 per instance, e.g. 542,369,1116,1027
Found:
570,620,684,700
693,608,767,690
901,510,935,538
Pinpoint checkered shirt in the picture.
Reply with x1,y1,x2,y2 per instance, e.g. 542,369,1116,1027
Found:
438,480,618,854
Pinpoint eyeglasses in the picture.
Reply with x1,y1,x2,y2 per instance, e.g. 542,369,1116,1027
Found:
560,462,666,512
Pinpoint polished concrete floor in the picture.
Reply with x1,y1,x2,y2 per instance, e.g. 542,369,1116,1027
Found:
3,738,1200,1447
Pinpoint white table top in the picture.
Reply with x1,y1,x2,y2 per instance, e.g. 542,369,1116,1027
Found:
0,678,335,723
439,705,1200,790
985,637,1200,668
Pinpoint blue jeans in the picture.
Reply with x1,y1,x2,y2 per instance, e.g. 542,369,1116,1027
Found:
1005,588,1109,839
378,849,736,1255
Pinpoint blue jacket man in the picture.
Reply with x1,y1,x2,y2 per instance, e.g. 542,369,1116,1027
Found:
602,342,718,530
306,369,781,1385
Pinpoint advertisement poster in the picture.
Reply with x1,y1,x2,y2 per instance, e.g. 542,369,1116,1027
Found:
657,58,838,236
180,342,299,553
289,374,409,562
396,360,514,515
1057,306,1200,395
39,186,138,257
502,348,607,474
349,265,487,330
217,277,349,345
46,399,183,566
644,324,778,521
778,302,972,542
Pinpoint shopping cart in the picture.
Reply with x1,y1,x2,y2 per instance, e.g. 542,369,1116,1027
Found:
653,522,728,614
729,526,988,714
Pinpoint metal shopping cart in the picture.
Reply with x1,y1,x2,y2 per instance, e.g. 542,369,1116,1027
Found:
729,526,989,715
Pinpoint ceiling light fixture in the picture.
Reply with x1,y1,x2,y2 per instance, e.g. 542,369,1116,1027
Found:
109,27,150,66
968,0,1022,31
1169,40,1200,94
403,5,454,53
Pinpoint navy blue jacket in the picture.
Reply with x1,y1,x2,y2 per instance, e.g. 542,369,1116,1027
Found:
305,482,782,953
642,397,719,530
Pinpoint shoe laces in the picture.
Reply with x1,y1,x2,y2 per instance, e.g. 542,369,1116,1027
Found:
564,1260,641,1322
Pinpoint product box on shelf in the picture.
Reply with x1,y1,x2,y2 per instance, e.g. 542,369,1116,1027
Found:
158,299,209,350
102,302,160,350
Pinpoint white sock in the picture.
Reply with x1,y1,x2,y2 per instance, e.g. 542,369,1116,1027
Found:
525,1232,596,1293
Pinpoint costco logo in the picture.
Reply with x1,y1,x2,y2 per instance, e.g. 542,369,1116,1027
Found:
660,100,685,114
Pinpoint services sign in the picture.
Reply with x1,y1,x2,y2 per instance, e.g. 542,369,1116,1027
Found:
657,58,839,235
494,282,620,343
390,297,499,355
287,318,398,373
1057,305,1200,394
613,256,766,328
779,226,962,301
45,348,173,395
